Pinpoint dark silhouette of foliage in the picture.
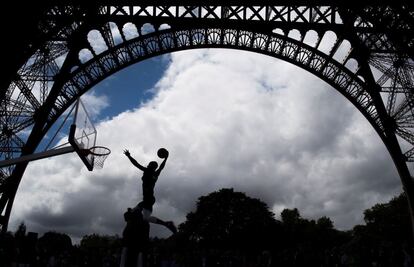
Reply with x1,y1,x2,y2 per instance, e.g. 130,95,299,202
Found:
281,208,301,225
37,231,72,257
317,216,334,230
14,222,26,238
178,188,278,251
280,208,349,252
80,233,121,249
1,189,412,266
347,192,413,266
363,192,412,244
0,231,17,266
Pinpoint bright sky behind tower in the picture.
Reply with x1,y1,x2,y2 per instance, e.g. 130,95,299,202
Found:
10,49,403,242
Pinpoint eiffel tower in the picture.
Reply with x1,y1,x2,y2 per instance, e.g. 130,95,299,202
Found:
0,1,413,233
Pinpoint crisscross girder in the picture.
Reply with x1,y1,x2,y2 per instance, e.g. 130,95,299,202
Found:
0,2,413,234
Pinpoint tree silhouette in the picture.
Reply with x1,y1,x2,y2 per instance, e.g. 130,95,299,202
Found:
346,192,414,266
38,231,72,254
80,233,120,249
178,188,278,251
1,190,410,267
14,222,26,238
316,216,334,230
281,208,301,225
363,192,412,244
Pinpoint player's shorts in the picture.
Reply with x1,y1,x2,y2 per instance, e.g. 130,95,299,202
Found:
138,196,155,212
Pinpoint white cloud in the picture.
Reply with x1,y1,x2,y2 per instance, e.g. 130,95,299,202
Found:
10,49,403,242
81,91,110,119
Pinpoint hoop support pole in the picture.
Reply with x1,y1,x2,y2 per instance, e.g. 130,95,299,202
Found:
0,146,75,168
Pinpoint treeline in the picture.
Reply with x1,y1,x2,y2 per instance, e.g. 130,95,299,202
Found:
0,188,413,266
167,188,413,266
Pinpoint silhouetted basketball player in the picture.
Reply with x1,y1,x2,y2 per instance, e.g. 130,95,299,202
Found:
123,149,177,234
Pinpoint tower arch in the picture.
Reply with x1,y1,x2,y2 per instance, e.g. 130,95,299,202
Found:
0,3,413,233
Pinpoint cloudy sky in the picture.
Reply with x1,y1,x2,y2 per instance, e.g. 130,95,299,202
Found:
10,49,404,242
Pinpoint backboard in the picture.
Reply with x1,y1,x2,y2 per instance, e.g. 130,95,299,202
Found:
69,99,97,171
0,98,109,170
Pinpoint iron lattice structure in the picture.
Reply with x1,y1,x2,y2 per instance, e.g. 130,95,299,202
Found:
0,1,413,232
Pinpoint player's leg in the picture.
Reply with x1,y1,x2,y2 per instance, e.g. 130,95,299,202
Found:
141,208,177,234
119,247,127,267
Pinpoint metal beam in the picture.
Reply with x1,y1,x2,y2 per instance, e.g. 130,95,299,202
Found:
0,146,74,168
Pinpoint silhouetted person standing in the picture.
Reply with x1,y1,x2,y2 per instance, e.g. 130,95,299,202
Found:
123,148,177,234
120,208,150,267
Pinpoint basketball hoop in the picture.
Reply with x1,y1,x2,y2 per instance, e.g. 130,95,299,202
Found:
81,146,111,169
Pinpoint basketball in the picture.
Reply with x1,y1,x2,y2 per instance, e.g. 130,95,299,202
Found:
157,148,169,158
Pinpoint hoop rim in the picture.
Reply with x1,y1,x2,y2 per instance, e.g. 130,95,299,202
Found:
82,146,111,156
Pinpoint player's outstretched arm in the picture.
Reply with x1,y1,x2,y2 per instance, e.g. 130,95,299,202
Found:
123,149,146,171
156,155,168,176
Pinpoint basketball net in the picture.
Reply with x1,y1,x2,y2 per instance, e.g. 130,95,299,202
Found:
81,146,111,169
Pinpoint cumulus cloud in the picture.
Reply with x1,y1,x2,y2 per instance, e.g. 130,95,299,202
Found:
81,91,110,119
10,49,403,242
